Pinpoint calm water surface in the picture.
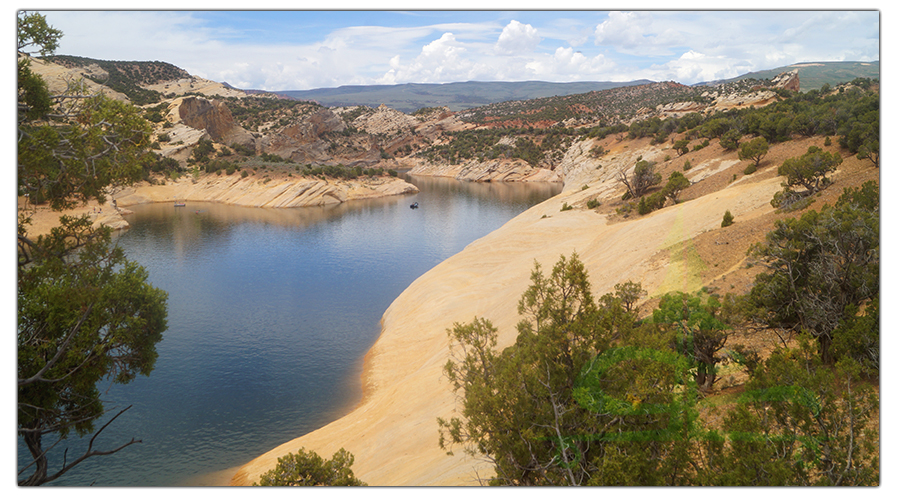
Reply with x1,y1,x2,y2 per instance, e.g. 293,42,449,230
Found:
28,176,560,486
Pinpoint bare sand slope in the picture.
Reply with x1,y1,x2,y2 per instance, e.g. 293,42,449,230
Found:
230,173,783,486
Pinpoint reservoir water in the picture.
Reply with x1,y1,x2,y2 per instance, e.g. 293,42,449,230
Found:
26,175,561,486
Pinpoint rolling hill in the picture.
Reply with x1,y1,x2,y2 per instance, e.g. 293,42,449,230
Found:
697,61,879,92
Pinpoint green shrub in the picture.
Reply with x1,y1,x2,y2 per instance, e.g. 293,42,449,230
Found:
255,448,366,486
721,210,734,227
663,171,690,203
637,196,650,215
719,129,741,150
586,198,600,209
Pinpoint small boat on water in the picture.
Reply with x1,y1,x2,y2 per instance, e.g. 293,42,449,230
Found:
409,202,419,209
174,202,186,207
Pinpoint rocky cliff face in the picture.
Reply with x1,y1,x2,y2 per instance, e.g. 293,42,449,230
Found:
178,96,255,148
409,158,559,183
772,69,801,91
257,108,365,164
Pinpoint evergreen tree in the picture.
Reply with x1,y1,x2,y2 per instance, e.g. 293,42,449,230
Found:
17,12,168,485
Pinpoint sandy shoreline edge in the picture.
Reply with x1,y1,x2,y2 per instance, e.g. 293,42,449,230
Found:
227,170,785,486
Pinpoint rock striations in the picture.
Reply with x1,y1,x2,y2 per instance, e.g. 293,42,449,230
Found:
409,158,560,182
113,174,418,210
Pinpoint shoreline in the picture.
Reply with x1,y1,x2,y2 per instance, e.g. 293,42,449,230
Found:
18,173,420,238
228,171,787,486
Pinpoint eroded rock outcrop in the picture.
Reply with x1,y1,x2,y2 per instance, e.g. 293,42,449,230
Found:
258,108,358,164
556,137,668,194
351,104,419,136
409,158,559,183
772,69,800,92
178,96,255,149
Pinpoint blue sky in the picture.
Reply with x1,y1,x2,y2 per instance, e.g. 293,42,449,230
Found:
31,7,882,91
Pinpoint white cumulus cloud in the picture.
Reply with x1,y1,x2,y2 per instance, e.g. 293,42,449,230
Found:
494,20,541,55
594,11,685,56
380,32,495,84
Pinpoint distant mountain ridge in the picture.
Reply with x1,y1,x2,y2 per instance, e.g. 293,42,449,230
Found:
274,80,654,113
696,61,879,92
40,54,878,113
267,61,878,112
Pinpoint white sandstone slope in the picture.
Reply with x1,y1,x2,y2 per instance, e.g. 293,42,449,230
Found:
230,162,784,486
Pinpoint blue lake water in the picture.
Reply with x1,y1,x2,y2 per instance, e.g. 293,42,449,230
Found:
24,176,560,486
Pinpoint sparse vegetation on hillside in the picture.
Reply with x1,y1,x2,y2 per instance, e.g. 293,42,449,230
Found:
458,81,710,128
417,126,577,167
222,95,322,132
618,156,662,200
409,74,877,184
709,61,880,92
46,55,190,105
440,245,878,485
751,181,878,365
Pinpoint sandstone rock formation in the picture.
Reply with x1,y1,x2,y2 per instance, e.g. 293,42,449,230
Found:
258,108,363,164
655,100,707,118
409,158,559,183
350,104,419,137
113,174,418,209
772,69,801,91
177,96,256,149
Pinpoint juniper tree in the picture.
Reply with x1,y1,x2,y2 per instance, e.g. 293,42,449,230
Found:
738,136,769,169
17,12,168,485
618,157,661,199
749,181,878,364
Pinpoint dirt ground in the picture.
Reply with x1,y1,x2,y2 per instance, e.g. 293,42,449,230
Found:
16,196,127,238
583,133,879,398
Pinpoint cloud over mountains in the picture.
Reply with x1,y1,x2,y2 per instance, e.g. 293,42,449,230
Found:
41,10,879,91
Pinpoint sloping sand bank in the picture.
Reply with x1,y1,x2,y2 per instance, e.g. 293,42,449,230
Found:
230,173,783,486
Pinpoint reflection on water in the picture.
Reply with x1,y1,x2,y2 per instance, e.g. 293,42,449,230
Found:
24,176,560,486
